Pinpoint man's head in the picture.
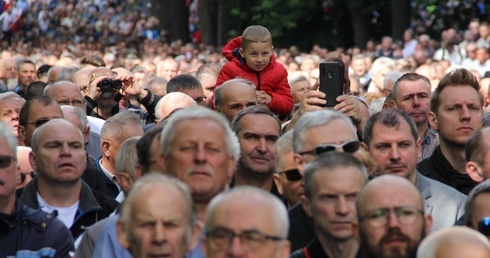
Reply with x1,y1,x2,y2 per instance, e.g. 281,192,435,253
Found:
292,110,360,174
29,119,86,185
0,92,25,136
100,111,144,174
25,81,48,102
273,130,303,208
166,74,205,105
303,152,368,241
0,121,19,212
364,109,420,182
370,57,396,91
203,186,290,258
160,106,239,204
73,67,95,93
382,70,404,95
36,64,52,83
356,175,432,258
115,136,141,194
231,106,281,176
429,69,483,147
46,66,64,85
214,79,257,123
351,54,367,78
18,96,64,146
17,59,37,88
391,73,431,127
136,122,166,175
240,25,274,73
417,226,490,258
146,77,168,98
117,173,198,258
60,105,90,145
289,76,310,104
195,63,220,101
465,128,490,183
156,58,179,81
154,92,197,123
44,80,86,110
464,179,490,231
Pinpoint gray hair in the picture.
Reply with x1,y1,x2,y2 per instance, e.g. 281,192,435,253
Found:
119,173,197,245
465,179,490,227
214,78,256,110
274,130,294,171
205,186,289,238
154,92,196,120
0,92,23,102
60,105,88,129
100,111,142,142
57,66,80,82
0,121,18,159
115,136,141,178
160,106,240,161
383,70,404,89
304,152,368,199
370,57,395,76
292,110,357,153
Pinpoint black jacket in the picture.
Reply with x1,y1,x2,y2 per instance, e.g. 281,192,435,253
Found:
288,202,316,253
19,178,119,239
0,200,74,257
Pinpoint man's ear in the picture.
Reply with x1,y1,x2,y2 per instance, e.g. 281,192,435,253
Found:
82,126,90,144
29,150,37,171
424,214,433,236
239,48,245,58
101,140,111,158
117,172,134,193
227,156,237,185
466,161,485,183
272,174,284,195
360,141,368,151
389,99,397,109
352,221,360,243
116,220,130,249
301,195,313,217
293,153,305,176
188,221,203,252
428,111,438,130
18,125,25,141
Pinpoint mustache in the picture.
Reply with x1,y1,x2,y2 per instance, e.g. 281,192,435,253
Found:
380,228,410,244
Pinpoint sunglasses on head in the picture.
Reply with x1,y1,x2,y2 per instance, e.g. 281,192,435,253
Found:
278,168,302,181
20,171,37,184
478,217,490,236
27,118,50,128
299,140,361,156
0,154,16,169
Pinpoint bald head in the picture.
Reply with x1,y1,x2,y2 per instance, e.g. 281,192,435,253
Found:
154,92,197,123
73,67,95,92
47,66,64,84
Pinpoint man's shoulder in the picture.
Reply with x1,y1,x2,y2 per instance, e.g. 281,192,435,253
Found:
91,188,119,212
421,173,467,202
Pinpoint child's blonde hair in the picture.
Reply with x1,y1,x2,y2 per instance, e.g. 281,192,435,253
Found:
241,25,272,49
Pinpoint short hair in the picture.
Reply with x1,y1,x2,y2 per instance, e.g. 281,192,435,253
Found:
146,77,168,94
383,70,404,87
274,130,294,170
231,105,281,134
24,81,47,102
431,69,483,113
292,110,357,153
370,57,395,75
465,179,490,227
483,112,490,127
37,64,52,79
160,106,240,161
44,80,80,96
241,25,272,50
166,74,202,93
136,122,166,173
304,152,368,199
60,105,88,129
154,92,196,120
214,79,256,110
205,186,289,238
363,109,418,147
115,136,141,178
131,65,147,74
100,111,142,142
80,55,106,67
119,173,197,245
417,226,490,258
0,92,23,103
288,76,309,93
17,59,35,71
19,96,57,127
392,72,431,102
0,121,18,159
195,63,220,81
57,66,80,82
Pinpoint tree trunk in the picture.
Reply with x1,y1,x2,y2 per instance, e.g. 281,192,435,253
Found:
167,0,190,43
346,0,370,49
199,0,217,46
391,0,410,41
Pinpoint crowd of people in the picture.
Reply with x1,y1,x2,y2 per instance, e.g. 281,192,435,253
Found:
1,0,490,257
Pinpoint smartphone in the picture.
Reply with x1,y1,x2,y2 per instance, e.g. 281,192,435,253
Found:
319,62,344,107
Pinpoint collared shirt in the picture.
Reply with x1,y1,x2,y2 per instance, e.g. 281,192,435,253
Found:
419,127,438,163
98,159,121,192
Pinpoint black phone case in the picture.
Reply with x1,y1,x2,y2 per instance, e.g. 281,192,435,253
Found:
319,62,344,107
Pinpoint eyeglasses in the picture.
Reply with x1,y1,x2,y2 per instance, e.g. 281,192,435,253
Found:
359,206,423,228
0,154,16,169
277,168,302,181
194,95,207,104
478,217,490,236
298,140,360,156
27,118,50,128
20,171,36,184
205,227,284,250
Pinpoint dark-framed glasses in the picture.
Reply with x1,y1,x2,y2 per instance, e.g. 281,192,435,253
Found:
0,155,16,169
298,140,360,156
205,227,284,250
359,206,423,228
26,118,50,128
478,217,490,236
20,171,37,184
277,168,302,181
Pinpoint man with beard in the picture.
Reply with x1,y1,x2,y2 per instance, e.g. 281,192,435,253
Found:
355,175,432,258
231,106,281,195
390,73,437,162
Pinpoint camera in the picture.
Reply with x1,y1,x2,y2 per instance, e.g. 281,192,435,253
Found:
97,78,122,91
327,71,333,79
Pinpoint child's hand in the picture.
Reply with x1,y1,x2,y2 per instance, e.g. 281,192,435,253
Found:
257,91,272,105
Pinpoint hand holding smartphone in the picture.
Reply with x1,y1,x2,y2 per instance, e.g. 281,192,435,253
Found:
319,62,345,107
